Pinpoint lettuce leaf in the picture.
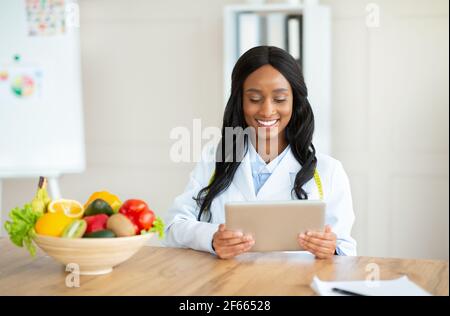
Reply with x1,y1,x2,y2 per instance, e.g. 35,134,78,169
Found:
4,203,40,257
141,216,165,239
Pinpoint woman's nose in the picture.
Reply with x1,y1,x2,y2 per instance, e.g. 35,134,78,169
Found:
259,99,276,117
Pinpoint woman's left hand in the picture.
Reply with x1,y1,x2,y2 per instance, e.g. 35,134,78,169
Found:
298,225,337,259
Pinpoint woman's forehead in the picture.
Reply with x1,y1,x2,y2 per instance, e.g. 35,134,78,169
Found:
244,65,291,91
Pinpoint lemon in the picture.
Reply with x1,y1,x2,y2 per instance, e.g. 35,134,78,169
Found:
48,199,84,219
35,212,74,237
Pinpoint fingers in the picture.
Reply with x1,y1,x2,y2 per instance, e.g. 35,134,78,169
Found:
216,230,244,240
216,240,255,259
299,238,333,253
213,225,255,259
300,240,334,259
300,235,335,247
298,225,336,259
216,235,252,247
302,230,336,241
313,249,334,259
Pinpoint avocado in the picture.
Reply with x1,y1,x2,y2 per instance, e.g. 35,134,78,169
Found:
83,229,116,238
84,198,114,216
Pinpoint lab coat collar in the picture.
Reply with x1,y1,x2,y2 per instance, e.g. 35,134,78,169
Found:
232,145,301,201
232,147,256,201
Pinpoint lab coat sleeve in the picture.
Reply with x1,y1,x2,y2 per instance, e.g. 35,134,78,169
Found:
162,148,219,254
326,161,357,256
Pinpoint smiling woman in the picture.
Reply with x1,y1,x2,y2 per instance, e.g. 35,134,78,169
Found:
242,65,293,162
164,46,356,260
198,46,317,214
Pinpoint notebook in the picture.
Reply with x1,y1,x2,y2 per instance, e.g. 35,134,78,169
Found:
311,275,431,296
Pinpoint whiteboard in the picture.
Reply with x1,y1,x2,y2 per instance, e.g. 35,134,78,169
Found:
0,0,85,178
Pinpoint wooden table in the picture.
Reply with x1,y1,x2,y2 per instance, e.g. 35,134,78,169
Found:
0,239,448,295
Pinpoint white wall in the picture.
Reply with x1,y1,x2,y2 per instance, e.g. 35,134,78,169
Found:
322,0,449,259
1,0,448,259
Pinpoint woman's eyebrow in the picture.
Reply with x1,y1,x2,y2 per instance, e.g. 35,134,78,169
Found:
245,88,262,93
272,88,289,93
244,88,289,93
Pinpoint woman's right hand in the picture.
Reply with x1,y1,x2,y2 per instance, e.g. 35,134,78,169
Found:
212,224,255,259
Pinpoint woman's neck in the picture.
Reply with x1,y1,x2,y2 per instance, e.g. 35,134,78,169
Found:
254,136,288,163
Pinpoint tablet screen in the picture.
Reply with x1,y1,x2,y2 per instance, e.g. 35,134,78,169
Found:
225,200,325,252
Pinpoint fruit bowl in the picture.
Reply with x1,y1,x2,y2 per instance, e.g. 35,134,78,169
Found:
33,233,154,275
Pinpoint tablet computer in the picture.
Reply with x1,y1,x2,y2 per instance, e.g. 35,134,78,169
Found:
225,200,325,252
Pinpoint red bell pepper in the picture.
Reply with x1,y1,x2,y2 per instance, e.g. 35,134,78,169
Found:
84,214,108,234
119,199,155,234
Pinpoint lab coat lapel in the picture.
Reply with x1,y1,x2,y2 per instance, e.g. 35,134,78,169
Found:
231,149,256,201
256,148,301,200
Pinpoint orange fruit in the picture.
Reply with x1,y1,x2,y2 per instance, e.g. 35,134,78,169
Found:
48,199,84,219
84,191,122,213
35,212,74,237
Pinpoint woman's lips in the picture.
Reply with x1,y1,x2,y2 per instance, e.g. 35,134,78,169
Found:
255,119,280,128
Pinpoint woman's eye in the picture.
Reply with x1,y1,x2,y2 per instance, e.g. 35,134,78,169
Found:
250,98,261,103
274,99,286,103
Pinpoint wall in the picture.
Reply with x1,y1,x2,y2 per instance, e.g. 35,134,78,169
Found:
322,0,449,259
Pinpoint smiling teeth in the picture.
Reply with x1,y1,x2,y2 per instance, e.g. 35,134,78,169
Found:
257,119,278,126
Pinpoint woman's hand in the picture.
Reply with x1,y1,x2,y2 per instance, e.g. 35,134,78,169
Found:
298,225,337,259
212,224,255,259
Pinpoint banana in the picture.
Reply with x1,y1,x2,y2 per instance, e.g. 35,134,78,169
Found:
31,177,52,217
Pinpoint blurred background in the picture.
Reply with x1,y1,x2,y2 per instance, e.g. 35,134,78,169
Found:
0,0,448,260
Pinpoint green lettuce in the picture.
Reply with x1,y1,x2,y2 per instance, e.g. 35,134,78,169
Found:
141,216,165,239
4,203,40,257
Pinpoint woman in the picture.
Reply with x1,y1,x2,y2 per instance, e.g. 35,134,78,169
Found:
164,46,356,259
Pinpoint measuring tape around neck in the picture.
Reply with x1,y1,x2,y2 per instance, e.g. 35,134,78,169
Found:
313,169,324,200
208,169,323,200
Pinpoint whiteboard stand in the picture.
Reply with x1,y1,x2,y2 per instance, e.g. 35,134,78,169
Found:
48,176,62,200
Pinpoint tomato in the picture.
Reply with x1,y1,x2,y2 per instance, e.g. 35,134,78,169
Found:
138,209,155,231
119,199,155,233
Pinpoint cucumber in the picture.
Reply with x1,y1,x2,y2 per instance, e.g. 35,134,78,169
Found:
84,199,114,216
62,220,87,238
83,229,116,238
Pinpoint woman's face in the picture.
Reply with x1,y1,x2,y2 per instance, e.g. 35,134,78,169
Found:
242,65,293,144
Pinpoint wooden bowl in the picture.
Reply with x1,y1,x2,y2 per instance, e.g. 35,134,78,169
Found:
33,233,154,275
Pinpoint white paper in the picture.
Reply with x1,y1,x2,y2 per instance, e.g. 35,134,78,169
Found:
288,18,300,60
266,13,286,50
238,13,261,56
311,275,431,296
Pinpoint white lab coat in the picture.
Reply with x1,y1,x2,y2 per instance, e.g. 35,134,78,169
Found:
163,144,357,256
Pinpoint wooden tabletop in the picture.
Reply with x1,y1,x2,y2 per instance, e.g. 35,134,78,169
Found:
0,239,448,296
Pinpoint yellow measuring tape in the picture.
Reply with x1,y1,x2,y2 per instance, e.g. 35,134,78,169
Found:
313,169,324,200
208,169,324,200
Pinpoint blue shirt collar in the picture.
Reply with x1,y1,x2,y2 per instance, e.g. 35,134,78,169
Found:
248,142,290,175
